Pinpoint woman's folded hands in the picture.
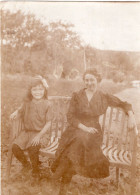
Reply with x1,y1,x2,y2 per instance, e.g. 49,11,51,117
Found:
78,123,98,134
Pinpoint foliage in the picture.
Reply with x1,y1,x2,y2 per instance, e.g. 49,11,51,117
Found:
1,10,83,75
1,9,140,80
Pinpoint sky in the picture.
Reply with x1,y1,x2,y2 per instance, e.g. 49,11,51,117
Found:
1,1,140,52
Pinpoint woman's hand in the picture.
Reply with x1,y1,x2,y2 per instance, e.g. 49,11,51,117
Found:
78,123,98,134
128,115,135,129
127,111,136,129
10,110,18,120
127,111,139,135
31,133,42,146
127,111,138,134
84,127,98,134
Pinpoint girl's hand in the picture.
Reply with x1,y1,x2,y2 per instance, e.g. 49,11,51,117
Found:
31,133,42,146
10,110,18,120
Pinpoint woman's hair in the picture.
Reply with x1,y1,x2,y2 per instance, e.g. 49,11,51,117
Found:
24,78,48,101
83,68,102,83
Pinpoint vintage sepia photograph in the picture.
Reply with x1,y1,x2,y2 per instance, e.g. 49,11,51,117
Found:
1,1,140,195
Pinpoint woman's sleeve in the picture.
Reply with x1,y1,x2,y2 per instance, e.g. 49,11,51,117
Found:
67,92,80,128
106,93,133,114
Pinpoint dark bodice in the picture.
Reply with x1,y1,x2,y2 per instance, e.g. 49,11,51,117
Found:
67,89,132,129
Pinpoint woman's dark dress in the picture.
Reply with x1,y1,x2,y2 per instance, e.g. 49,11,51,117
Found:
52,89,132,179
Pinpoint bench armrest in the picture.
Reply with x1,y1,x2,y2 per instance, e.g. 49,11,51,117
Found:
10,116,23,144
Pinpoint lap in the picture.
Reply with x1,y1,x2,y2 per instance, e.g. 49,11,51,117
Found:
13,130,39,150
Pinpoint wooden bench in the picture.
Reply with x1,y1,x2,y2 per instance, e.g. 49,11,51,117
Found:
6,96,138,195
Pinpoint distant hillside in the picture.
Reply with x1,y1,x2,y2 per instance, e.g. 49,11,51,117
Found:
85,47,140,80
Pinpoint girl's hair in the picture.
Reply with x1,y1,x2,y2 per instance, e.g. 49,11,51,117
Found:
83,68,102,83
24,78,48,101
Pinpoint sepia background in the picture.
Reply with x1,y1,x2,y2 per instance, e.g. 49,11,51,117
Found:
1,1,140,195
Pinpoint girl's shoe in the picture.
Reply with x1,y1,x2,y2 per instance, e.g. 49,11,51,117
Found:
58,183,69,195
21,162,31,174
30,170,41,186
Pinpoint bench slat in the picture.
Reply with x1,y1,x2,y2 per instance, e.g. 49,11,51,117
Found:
106,107,113,147
118,112,126,150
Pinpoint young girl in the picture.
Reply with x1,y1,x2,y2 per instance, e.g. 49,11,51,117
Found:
10,76,51,178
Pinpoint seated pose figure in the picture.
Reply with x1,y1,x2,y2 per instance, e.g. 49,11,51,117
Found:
10,76,51,179
51,68,136,195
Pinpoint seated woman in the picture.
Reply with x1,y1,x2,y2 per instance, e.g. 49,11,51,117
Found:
50,68,136,195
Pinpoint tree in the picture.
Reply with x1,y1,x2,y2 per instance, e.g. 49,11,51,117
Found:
1,9,82,75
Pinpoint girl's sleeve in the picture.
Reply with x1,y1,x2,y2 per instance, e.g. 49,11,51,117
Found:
18,103,25,118
106,93,133,114
46,101,53,122
67,92,80,128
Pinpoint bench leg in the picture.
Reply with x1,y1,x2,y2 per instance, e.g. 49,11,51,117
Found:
130,164,136,195
130,136,137,195
6,147,13,182
116,167,119,188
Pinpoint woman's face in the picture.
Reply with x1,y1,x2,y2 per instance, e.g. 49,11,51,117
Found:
31,84,45,100
84,74,97,91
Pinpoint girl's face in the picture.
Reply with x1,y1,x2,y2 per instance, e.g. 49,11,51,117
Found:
31,84,45,100
84,74,97,91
